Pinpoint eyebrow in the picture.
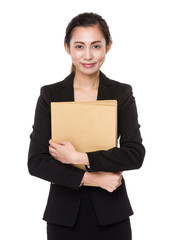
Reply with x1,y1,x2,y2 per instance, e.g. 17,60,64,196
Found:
74,41,102,44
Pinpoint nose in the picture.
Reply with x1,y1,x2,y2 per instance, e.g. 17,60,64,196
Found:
83,47,93,61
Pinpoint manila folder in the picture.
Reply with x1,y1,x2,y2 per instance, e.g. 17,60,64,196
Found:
51,100,117,185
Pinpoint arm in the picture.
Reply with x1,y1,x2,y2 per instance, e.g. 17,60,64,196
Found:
48,136,123,192
49,141,90,166
28,87,85,190
81,171,123,192
85,85,145,172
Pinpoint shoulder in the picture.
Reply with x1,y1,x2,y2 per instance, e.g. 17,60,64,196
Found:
39,72,74,101
103,74,136,115
110,78,132,92
39,81,63,103
41,72,74,90
102,72,133,99
41,80,64,95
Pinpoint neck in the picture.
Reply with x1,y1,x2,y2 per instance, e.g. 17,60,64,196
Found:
73,70,100,89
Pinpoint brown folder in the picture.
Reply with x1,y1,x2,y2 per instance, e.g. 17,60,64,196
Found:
51,100,117,186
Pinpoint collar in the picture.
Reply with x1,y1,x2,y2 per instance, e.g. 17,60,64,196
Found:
61,71,111,88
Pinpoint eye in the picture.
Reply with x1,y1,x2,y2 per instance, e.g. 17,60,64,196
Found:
75,45,83,49
93,45,101,49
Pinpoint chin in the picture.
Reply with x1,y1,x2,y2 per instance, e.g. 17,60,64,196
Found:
78,66,100,75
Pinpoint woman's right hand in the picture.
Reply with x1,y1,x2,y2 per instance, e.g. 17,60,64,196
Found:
82,171,123,192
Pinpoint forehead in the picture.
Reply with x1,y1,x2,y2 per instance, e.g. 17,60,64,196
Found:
70,25,105,43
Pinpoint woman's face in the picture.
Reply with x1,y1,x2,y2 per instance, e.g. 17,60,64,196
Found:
65,25,111,76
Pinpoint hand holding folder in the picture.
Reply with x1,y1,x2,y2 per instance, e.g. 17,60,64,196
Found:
51,100,117,186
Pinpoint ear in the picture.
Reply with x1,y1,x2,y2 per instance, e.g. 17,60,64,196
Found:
106,41,112,53
64,42,71,55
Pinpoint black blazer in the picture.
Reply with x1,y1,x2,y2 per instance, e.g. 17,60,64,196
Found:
28,71,145,227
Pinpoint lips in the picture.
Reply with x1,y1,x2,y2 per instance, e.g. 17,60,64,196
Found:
82,63,96,68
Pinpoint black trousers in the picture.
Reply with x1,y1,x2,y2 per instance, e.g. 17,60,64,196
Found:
47,187,132,240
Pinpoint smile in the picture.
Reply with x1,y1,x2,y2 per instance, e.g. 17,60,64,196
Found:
82,63,96,68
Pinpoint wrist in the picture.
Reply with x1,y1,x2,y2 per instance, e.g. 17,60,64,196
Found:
81,172,98,186
74,152,89,165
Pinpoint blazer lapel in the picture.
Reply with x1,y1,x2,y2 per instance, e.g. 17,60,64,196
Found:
61,72,75,102
97,72,113,100
61,71,113,102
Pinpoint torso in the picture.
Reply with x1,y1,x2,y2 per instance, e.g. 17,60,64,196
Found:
74,88,98,102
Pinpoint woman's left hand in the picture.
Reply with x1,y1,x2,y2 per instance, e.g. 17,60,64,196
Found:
49,140,79,164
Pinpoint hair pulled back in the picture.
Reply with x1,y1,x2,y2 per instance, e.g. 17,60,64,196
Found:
65,12,112,47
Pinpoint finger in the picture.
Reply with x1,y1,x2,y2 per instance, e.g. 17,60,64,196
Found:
51,153,58,159
49,149,57,158
49,151,56,157
49,146,56,154
50,152,57,158
116,182,122,189
58,141,67,145
49,145,55,151
49,140,58,149
119,177,123,185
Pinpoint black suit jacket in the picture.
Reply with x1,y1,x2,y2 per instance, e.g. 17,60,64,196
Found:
28,71,145,226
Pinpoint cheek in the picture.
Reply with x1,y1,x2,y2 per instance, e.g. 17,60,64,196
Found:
70,50,82,62
96,51,106,64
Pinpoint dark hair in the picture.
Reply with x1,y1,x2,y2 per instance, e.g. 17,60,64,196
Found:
64,12,112,47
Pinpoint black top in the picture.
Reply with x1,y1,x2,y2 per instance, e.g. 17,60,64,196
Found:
28,71,145,226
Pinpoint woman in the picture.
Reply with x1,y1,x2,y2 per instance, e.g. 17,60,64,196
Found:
28,12,145,240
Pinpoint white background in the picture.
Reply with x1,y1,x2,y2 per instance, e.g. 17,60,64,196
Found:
0,0,175,239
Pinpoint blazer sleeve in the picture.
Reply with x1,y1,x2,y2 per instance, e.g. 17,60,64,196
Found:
86,85,145,172
28,87,85,190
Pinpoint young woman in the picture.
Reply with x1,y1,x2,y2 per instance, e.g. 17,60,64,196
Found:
28,12,145,240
